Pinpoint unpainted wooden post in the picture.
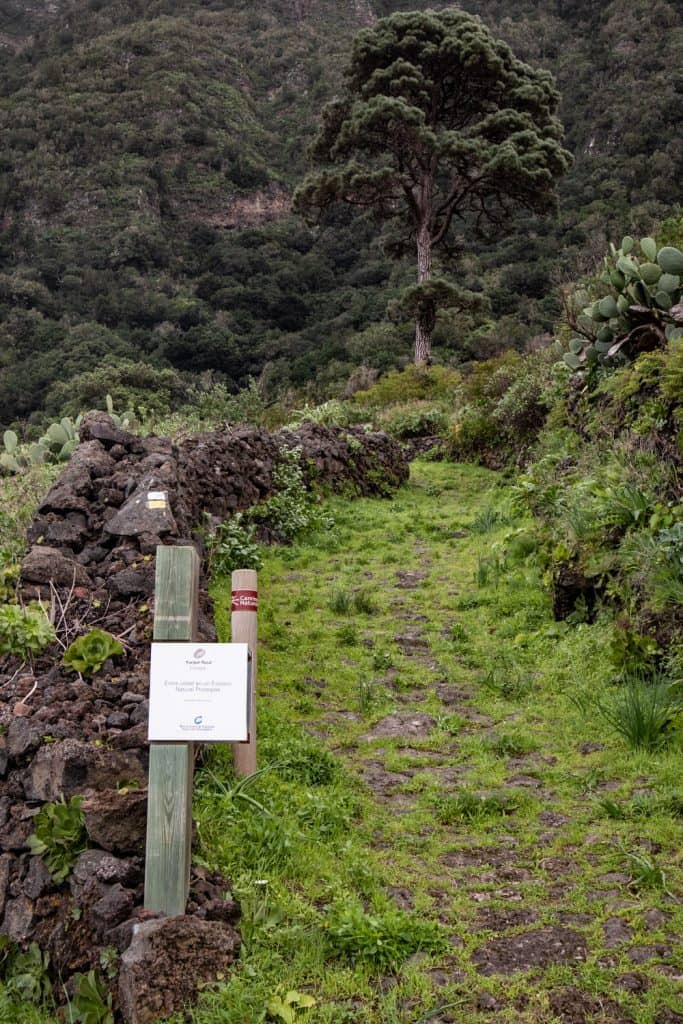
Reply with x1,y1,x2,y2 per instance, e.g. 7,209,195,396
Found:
144,545,199,917
231,568,258,777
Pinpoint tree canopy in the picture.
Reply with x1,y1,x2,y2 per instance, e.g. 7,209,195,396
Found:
294,8,572,363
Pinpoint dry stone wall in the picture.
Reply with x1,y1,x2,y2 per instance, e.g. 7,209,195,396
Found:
0,414,408,1022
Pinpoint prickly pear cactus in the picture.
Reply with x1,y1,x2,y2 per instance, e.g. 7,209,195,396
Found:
556,237,683,373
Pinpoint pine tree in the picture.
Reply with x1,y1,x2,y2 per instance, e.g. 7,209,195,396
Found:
295,9,572,364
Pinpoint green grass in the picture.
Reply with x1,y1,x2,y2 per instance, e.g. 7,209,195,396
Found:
6,460,683,1023
184,460,683,1024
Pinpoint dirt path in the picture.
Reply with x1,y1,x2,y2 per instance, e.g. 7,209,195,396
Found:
206,460,683,1024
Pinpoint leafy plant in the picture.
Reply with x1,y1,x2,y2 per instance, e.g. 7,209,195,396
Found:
0,602,56,660
0,940,51,1004
324,900,446,970
557,236,683,372
67,970,114,1024
63,629,123,676
609,626,660,677
267,988,316,1022
336,623,358,647
250,447,333,544
207,514,263,578
201,765,279,817
27,797,87,883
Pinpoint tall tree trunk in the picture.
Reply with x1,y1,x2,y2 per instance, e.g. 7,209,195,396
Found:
415,225,433,365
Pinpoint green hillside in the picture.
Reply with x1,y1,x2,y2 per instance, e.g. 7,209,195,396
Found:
0,0,681,425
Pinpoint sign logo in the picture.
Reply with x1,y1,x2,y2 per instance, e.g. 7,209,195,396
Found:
193,715,203,725
194,648,206,659
231,590,259,612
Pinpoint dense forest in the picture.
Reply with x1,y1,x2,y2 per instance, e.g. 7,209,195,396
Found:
0,0,681,425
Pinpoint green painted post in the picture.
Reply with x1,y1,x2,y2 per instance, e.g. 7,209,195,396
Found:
144,545,200,917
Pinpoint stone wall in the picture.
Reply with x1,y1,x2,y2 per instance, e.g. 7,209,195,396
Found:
0,415,408,1022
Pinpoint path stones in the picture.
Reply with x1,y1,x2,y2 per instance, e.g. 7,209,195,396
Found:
603,917,634,947
472,926,587,975
360,713,436,741
396,570,428,589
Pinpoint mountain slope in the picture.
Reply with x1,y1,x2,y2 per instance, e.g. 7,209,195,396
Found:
0,0,681,425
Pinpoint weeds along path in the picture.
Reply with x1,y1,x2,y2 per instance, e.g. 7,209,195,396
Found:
196,461,683,1024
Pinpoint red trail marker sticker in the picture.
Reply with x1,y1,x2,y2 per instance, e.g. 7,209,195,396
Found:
232,590,259,612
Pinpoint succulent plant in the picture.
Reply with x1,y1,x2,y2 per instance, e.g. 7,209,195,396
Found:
557,237,683,373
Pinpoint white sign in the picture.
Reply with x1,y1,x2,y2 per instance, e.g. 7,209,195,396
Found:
148,643,250,742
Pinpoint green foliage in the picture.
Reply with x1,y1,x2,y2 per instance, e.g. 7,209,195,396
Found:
379,403,449,440
353,366,461,409
435,788,520,824
558,236,683,374
266,989,316,1023
207,515,263,579
62,629,123,677
626,852,669,893
446,351,558,467
0,602,55,660
329,588,375,616
250,448,333,544
0,941,51,1004
27,797,87,883
295,8,570,361
67,970,114,1024
324,899,446,970
582,675,683,752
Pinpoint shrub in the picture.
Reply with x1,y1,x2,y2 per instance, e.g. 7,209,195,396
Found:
379,402,449,439
207,515,263,578
250,447,333,543
353,364,461,409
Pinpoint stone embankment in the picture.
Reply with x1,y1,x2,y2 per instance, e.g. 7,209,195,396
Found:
0,414,408,1023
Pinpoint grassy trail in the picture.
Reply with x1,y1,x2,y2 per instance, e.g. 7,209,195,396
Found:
197,460,683,1024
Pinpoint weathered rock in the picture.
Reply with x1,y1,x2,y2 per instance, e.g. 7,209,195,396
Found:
109,567,154,598
79,413,143,452
21,546,91,588
118,916,240,1024
90,884,136,933
2,895,35,942
6,717,42,761
0,854,11,918
24,856,55,900
26,740,146,802
81,789,147,855
70,851,142,903
104,477,177,538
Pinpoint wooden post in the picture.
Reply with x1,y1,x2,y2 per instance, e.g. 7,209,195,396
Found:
231,568,258,777
144,545,199,917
